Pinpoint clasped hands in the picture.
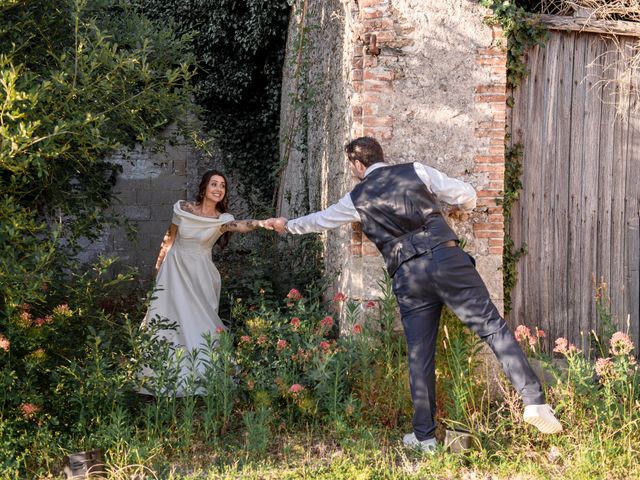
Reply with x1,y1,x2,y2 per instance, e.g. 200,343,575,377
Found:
257,217,289,233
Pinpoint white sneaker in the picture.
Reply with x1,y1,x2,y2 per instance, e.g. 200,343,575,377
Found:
402,432,437,453
523,404,563,434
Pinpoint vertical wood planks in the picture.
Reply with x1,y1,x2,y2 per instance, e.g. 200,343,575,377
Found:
509,31,640,349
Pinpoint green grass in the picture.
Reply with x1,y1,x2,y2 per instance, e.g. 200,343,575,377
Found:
93,397,639,480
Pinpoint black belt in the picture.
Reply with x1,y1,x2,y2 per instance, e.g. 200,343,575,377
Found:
433,240,458,250
421,239,458,259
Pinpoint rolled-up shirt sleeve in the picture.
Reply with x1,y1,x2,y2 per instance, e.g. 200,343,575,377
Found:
286,193,361,234
413,162,477,211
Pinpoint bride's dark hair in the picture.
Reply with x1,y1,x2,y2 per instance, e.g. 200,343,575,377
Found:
196,169,230,250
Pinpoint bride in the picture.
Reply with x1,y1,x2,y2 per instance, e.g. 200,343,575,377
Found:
138,169,265,395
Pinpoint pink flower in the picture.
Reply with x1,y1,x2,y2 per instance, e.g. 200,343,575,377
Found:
514,325,532,343
240,335,251,344
20,403,41,420
320,316,334,329
215,326,225,334
595,357,614,378
276,339,288,351
18,310,32,327
553,337,579,355
290,317,301,331
289,383,305,394
286,289,302,301
352,324,362,334
365,300,377,309
319,341,330,351
535,328,546,338
553,337,568,353
610,332,634,356
333,292,347,303
0,335,10,352
256,334,268,346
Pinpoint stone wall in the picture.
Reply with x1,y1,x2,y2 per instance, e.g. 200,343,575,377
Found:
78,125,244,284
278,0,507,313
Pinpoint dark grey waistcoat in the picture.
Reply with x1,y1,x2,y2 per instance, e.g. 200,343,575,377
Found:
350,163,458,276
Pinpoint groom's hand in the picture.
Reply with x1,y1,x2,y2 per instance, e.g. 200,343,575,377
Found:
270,217,288,234
261,218,275,230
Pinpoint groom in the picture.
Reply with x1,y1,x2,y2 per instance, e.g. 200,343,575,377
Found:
266,136,562,451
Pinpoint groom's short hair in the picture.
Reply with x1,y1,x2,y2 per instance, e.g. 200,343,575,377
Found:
345,136,384,167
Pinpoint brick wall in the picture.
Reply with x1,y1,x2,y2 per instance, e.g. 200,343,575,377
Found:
349,0,396,263
473,28,507,257
347,2,507,291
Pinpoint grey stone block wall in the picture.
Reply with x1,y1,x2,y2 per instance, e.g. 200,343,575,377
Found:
77,123,237,284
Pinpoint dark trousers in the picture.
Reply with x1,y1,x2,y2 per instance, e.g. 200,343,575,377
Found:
392,245,545,441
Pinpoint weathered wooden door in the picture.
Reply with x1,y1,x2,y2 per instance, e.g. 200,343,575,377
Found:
509,23,640,349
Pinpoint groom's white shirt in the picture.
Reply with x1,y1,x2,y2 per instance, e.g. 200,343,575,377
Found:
286,162,476,235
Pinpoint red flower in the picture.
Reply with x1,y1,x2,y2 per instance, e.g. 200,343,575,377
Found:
276,339,288,351
290,317,301,331
286,289,302,301
53,304,72,317
333,292,347,303
365,300,377,309
20,403,41,420
553,337,579,355
18,311,32,327
610,331,634,356
319,341,330,351
320,316,334,328
0,335,10,352
514,325,532,343
289,383,304,394
352,324,362,334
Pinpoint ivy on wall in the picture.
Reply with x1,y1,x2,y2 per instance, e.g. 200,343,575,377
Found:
480,0,547,88
480,1,547,313
132,0,292,207
499,143,527,313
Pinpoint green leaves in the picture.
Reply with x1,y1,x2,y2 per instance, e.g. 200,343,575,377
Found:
481,0,547,88
0,0,193,303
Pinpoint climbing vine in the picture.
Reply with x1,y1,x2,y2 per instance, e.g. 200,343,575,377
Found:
499,143,527,314
480,0,548,88
480,1,547,312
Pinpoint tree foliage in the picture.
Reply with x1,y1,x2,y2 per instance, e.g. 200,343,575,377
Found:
0,4,193,470
0,0,194,305
132,0,291,205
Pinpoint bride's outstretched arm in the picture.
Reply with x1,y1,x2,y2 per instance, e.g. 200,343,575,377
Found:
155,223,178,273
223,219,267,234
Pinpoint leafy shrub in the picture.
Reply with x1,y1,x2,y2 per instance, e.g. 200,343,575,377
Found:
0,0,193,474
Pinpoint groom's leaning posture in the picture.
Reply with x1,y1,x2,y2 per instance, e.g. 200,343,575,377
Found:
266,136,562,452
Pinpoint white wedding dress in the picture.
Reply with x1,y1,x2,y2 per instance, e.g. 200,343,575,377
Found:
138,200,234,396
